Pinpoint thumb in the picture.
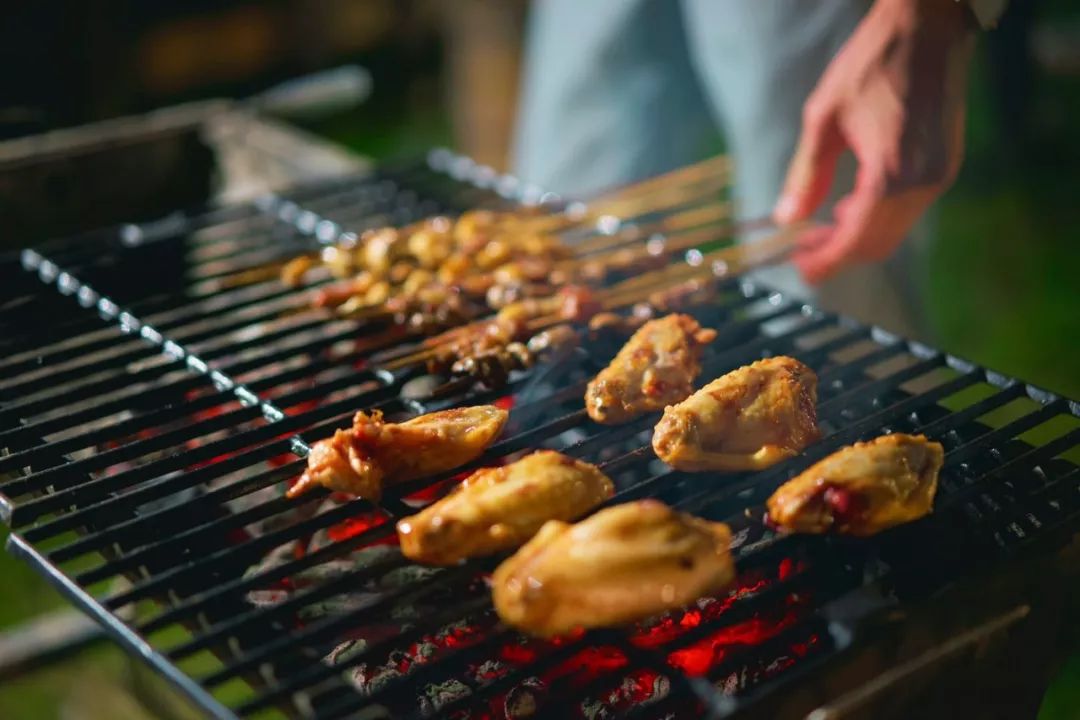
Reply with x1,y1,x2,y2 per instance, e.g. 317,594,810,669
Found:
774,101,843,224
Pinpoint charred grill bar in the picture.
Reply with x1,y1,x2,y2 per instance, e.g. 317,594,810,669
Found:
1,149,1078,720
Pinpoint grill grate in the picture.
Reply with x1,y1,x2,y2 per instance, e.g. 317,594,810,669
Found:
2,149,1078,720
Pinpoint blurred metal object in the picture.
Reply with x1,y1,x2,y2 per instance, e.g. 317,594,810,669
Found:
249,65,372,120
0,68,370,248
0,608,106,682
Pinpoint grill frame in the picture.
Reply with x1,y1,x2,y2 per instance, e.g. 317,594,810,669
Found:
2,148,1078,720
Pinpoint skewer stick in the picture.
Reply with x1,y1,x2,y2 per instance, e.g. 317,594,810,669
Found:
587,154,731,203
521,170,731,236
586,173,730,218
568,201,733,256
244,163,731,290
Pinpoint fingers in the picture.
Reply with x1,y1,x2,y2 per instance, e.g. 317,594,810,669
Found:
774,100,844,224
792,164,887,284
793,172,935,284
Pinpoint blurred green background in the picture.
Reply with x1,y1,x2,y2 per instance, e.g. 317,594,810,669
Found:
1,1,1077,718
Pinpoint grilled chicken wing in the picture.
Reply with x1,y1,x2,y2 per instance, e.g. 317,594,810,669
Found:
397,450,614,565
493,500,735,637
586,314,717,425
767,433,944,536
287,406,508,501
653,356,819,471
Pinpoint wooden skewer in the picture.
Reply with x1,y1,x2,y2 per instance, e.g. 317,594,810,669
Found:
478,154,732,234
569,200,733,256
520,169,730,236
586,172,730,219
496,183,726,238
588,154,731,203
559,220,735,276
218,178,727,292
221,158,733,290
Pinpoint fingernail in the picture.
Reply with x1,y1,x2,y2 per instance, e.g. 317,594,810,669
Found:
774,194,798,223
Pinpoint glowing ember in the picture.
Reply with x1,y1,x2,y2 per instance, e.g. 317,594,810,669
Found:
667,612,801,676
404,476,461,504
632,573,771,649
326,513,396,545
542,646,628,686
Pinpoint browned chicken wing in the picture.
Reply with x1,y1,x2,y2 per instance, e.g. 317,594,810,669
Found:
585,314,717,425
767,433,944,536
287,406,508,501
396,450,614,565
492,500,735,637
652,356,819,471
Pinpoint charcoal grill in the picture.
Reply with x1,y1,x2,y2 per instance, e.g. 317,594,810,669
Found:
2,148,1078,720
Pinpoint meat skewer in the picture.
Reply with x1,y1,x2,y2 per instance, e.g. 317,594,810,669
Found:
766,433,944,536
396,450,615,566
277,175,736,300
492,500,736,638
290,203,735,321
402,270,727,380
380,227,785,379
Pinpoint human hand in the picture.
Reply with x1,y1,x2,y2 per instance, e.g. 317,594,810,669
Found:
773,0,977,283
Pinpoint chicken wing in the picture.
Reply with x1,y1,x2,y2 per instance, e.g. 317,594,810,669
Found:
493,500,735,637
397,450,614,565
652,356,819,472
766,433,944,536
287,406,508,501
585,314,717,425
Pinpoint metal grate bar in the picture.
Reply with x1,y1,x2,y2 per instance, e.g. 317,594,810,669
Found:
0,388,241,475
97,386,634,608
4,156,1077,720
4,533,236,720
221,332,954,716
511,398,1070,719
137,515,399,636
46,460,304,564
15,383,399,538
0,373,209,449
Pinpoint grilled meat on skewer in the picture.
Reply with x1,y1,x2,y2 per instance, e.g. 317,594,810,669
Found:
281,210,567,292
448,324,579,389
426,285,599,373
585,314,717,425
287,406,508,501
493,500,735,637
767,433,944,536
396,450,615,565
439,281,726,391
653,356,819,471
